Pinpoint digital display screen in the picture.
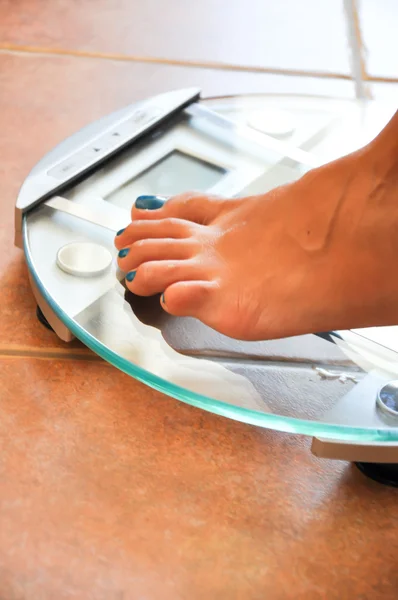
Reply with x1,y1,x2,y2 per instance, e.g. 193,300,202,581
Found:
105,150,226,209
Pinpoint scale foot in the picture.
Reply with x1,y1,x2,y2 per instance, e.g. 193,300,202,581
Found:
355,462,398,487
36,305,55,333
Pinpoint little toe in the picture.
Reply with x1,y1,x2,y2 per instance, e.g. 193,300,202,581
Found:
161,280,218,320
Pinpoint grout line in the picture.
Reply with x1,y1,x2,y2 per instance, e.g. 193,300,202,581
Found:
0,345,102,362
1,42,398,84
351,0,370,85
343,0,371,99
0,43,354,77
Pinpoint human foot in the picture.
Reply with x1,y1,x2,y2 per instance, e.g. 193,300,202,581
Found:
115,134,398,341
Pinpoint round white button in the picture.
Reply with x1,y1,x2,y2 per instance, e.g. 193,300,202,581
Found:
247,109,296,138
56,242,113,278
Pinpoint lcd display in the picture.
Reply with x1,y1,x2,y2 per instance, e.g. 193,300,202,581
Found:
105,150,226,208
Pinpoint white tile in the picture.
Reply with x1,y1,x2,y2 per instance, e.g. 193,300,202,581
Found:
109,0,352,74
370,81,398,102
360,0,398,79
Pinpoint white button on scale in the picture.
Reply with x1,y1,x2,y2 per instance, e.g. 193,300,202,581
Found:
247,109,296,138
56,241,113,278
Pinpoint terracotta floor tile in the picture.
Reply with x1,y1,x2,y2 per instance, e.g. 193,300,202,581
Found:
1,8,396,598
0,356,396,599
0,0,350,74
0,51,352,352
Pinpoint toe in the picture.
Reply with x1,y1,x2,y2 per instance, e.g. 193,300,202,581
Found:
125,259,205,296
135,195,167,211
117,238,196,271
161,281,250,339
115,218,196,250
131,191,233,225
130,195,167,222
161,280,218,319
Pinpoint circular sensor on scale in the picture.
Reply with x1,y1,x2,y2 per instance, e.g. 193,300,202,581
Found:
56,242,113,278
377,381,398,418
247,109,296,138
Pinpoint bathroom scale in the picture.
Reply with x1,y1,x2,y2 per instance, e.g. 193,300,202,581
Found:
15,88,398,486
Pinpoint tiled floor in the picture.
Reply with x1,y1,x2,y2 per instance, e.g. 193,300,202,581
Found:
0,0,351,72
0,358,397,600
0,1,398,599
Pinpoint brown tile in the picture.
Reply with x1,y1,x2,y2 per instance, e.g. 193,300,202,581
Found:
0,356,397,599
0,0,350,73
0,51,350,352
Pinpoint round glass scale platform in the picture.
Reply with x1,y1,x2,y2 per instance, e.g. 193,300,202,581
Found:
15,88,398,486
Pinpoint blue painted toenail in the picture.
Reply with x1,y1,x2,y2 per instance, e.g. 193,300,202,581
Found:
118,248,130,258
135,195,166,210
116,228,125,236
126,271,136,282
161,293,165,304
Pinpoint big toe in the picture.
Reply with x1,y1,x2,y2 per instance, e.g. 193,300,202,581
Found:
131,192,233,225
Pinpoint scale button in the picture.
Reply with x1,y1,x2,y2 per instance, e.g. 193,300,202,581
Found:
130,107,161,127
247,109,296,138
48,160,80,179
82,145,106,160
56,242,113,278
132,109,147,123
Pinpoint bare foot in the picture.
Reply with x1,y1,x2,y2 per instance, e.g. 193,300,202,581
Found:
115,129,398,341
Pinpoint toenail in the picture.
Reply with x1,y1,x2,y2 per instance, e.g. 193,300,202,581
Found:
118,248,130,258
116,228,125,236
135,195,166,210
126,271,136,282
161,293,165,304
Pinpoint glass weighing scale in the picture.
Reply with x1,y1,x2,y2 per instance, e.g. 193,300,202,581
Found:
15,88,398,486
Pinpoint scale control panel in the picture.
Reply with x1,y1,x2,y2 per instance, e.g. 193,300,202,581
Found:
47,107,163,181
